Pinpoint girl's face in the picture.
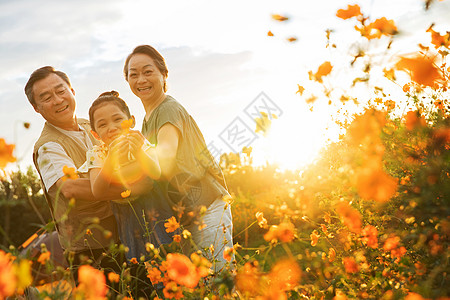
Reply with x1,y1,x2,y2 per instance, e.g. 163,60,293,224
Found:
126,53,165,104
93,103,132,146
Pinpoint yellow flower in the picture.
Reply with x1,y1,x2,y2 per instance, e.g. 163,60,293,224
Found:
121,190,131,198
182,229,192,239
62,165,79,182
121,119,134,134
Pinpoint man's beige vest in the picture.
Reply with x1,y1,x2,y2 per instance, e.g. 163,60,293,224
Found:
33,118,118,251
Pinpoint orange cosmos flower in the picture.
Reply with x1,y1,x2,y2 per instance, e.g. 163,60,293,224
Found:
164,216,180,233
383,68,396,81
324,212,331,223
309,61,333,83
277,222,296,242
163,281,184,299
107,272,120,283
166,253,199,288
223,247,236,262
296,85,305,95
361,225,378,249
343,257,359,273
356,160,398,203
146,267,163,284
120,190,131,198
255,211,268,229
173,234,181,243
396,55,443,87
37,251,51,265
369,17,397,37
329,248,336,262
384,236,400,251
190,253,211,278
76,265,108,300
405,292,428,300
271,14,289,22
235,262,261,297
120,119,134,134
0,250,16,299
267,259,301,292
264,225,278,242
310,230,319,246
0,138,16,169
405,110,426,131
336,202,361,234
130,257,138,264
336,4,362,20
62,165,79,182
321,224,328,235
384,99,396,111
434,99,444,110
347,109,386,145
427,26,450,49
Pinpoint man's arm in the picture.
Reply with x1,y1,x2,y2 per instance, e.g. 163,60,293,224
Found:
55,177,95,200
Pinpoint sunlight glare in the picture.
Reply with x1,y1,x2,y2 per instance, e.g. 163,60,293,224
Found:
255,110,334,171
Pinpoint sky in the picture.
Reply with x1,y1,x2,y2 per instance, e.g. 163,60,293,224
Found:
1,0,449,171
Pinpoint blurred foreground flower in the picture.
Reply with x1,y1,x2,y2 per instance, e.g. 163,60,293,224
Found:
336,201,361,234
236,259,301,299
336,4,362,20
0,138,16,169
309,61,333,83
0,250,17,299
121,119,133,134
396,55,443,87
75,265,107,300
166,253,200,288
264,221,296,243
427,25,450,49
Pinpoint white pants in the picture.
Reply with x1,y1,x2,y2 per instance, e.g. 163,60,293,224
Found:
183,198,234,272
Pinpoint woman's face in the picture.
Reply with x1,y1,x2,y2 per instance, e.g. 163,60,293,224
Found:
127,53,165,104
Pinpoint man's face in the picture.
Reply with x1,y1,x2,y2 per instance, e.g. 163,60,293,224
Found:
33,73,77,130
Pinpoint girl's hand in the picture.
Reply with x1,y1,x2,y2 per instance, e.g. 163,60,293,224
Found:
108,136,131,166
126,130,146,155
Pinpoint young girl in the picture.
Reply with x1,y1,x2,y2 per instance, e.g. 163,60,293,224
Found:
79,91,173,260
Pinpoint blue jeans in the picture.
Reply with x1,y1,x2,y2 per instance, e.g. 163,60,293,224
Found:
183,198,234,272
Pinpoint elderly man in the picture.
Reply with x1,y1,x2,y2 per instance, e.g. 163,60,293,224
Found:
24,66,120,283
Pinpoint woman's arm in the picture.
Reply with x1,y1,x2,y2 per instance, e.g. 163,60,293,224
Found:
155,123,180,180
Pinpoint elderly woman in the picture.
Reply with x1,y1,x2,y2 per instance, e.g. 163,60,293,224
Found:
123,45,234,271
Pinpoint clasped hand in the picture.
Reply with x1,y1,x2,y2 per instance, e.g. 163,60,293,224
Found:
107,130,146,166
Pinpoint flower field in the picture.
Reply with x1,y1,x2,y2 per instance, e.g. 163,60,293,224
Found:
1,2,449,299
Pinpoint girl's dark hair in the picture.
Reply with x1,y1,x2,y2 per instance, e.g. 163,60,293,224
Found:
89,90,131,131
123,45,168,92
